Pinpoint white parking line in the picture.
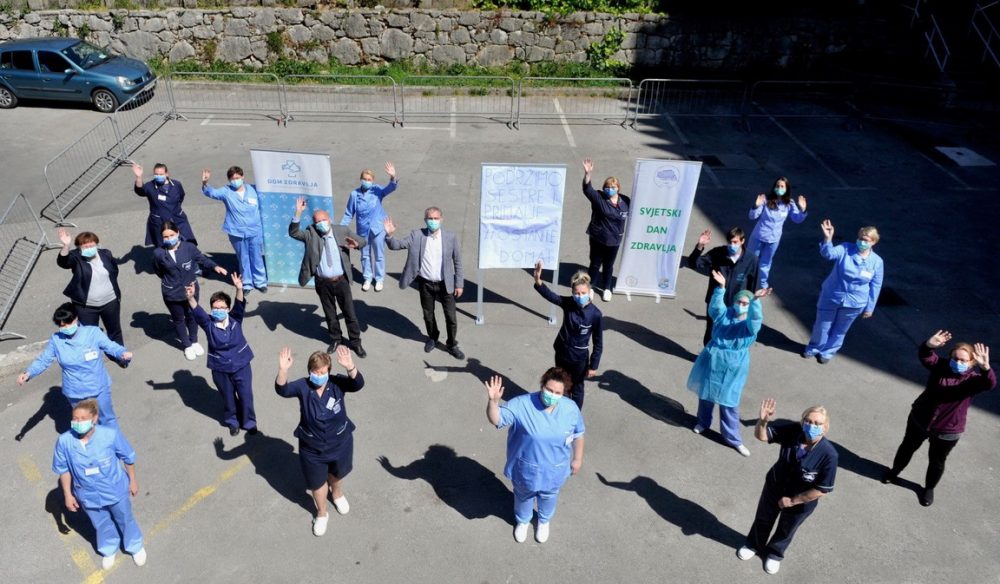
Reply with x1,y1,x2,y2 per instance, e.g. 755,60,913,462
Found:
760,108,850,189
199,114,251,127
450,97,457,139
402,127,451,131
918,152,972,189
553,98,577,149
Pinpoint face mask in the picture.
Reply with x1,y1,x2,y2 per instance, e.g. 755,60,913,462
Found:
71,419,94,435
162,237,178,248
950,359,970,375
230,178,243,189
734,303,749,315
210,308,228,322
314,220,330,234
727,243,741,255
360,180,373,191
603,187,618,198
802,422,824,441
80,246,98,259
774,187,786,196
309,372,329,387
540,389,561,408
856,239,871,251
425,219,441,232
60,323,78,336
573,293,590,306
153,175,167,184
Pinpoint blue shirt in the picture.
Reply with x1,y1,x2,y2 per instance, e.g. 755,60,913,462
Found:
26,326,128,399
201,183,263,238
498,392,585,492
766,423,838,497
534,283,604,369
192,299,254,373
339,181,398,236
52,425,136,508
275,373,365,453
817,241,884,312
316,232,345,279
748,201,807,243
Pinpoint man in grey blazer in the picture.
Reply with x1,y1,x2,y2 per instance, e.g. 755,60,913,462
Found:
384,207,465,360
289,197,368,357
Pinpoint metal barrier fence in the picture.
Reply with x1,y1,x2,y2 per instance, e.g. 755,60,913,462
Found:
631,79,747,126
114,79,173,159
516,77,633,127
0,194,59,341
283,75,399,124
399,76,516,127
972,2,1000,69
166,72,284,120
925,14,951,72
42,117,125,225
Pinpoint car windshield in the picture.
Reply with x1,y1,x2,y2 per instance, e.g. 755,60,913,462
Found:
61,41,111,69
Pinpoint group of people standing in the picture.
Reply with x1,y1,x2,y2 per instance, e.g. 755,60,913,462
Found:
11,156,994,577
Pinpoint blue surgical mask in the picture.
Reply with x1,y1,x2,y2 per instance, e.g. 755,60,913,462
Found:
425,219,440,232
603,187,618,198
727,243,741,255
162,237,179,248
153,175,167,184
80,246,98,258
540,389,561,407
71,419,94,435
230,178,244,189
734,303,749,315
774,187,786,196
856,239,871,251
309,372,329,387
802,422,824,441
210,308,228,322
59,323,78,336
573,293,590,306
950,359,970,375
314,220,330,234
360,180,373,191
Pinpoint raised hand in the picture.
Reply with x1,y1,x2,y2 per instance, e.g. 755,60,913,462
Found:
335,345,355,370
711,269,725,287
57,228,72,247
797,195,807,211
278,347,293,371
820,219,834,240
755,193,766,207
384,161,396,179
201,168,211,183
582,158,594,175
294,196,307,214
383,216,396,236
231,272,243,290
533,260,543,284
759,398,776,422
214,266,228,276
973,343,990,370
484,375,504,402
926,330,952,348
697,229,711,247
131,162,143,179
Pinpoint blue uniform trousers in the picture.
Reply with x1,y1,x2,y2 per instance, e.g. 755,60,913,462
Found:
69,392,118,429
697,398,742,447
748,238,780,289
84,496,144,557
227,234,267,289
360,230,386,283
745,479,816,560
212,365,256,430
804,305,864,360
513,482,561,525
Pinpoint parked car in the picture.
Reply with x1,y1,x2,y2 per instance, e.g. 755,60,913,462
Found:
0,37,155,113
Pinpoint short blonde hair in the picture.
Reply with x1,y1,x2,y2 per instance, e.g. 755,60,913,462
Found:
602,176,620,189
801,405,829,431
360,168,375,180
951,342,975,361
570,271,591,291
73,398,99,418
858,226,880,244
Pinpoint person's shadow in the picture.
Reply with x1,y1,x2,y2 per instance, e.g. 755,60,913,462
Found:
602,316,698,362
596,473,745,548
16,387,71,441
117,244,156,275
422,358,529,400
129,310,178,347
595,370,694,427
213,434,314,514
755,323,802,353
354,300,423,341
377,444,513,525
44,485,97,545
245,300,327,342
832,441,921,498
146,372,222,422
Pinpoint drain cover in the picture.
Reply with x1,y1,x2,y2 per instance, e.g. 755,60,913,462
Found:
935,147,995,167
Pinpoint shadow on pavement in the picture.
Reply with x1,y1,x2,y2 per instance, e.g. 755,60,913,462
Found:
422,358,529,400
146,371,223,422
16,386,71,441
45,485,98,546
214,434,314,515
602,316,698,362
596,369,693,427
354,300,424,341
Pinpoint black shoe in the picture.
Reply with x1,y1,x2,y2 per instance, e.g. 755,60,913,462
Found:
352,343,367,359
327,341,341,354
424,339,436,353
117,358,130,369
257,286,268,294
246,427,259,436
816,355,831,364
449,346,465,360
880,471,898,485
920,487,934,507
228,426,240,436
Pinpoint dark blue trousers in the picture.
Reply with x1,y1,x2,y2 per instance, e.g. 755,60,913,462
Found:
212,365,256,430
745,479,816,560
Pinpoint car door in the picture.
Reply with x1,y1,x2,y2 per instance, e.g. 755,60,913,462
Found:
35,50,89,101
0,50,41,96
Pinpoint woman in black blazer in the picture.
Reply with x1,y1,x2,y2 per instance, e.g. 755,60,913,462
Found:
153,221,228,360
56,229,125,346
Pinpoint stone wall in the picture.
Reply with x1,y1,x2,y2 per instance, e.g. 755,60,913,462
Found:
0,7,875,72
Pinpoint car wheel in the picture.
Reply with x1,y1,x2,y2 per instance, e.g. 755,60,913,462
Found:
0,85,17,109
92,89,118,113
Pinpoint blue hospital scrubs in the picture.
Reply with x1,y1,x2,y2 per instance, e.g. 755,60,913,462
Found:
497,392,585,524
747,200,807,289
25,326,129,428
52,426,143,557
804,241,884,360
339,180,398,283
202,183,267,289
686,287,763,446
193,299,257,430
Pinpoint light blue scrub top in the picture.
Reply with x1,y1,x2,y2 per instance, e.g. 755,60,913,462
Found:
52,425,136,508
202,183,264,237
26,326,127,399
817,241,884,312
748,201,807,243
498,392,585,492
339,181,398,236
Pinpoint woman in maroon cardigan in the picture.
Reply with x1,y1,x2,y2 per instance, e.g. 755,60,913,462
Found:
882,330,994,506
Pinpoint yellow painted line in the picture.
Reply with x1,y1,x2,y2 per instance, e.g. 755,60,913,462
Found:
18,454,43,483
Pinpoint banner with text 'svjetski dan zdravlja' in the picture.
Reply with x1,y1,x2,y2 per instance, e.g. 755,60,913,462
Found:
616,159,701,298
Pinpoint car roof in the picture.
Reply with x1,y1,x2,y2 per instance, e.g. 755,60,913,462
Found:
0,37,81,51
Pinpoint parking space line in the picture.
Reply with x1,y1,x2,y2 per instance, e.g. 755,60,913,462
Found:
450,98,457,139
759,109,851,189
917,152,972,189
402,127,451,131
553,98,577,149
700,165,723,188
199,114,251,127
664,113,691,147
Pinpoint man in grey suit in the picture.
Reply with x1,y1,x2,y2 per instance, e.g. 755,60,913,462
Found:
289,197,368,358
384,207,465,360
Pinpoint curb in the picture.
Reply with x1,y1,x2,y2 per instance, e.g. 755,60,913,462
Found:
0,340,46,399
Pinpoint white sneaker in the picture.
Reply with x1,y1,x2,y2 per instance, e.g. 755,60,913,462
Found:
602,289,612,302
132,548,147,567
513,522,529,543
184,346,197,361
736,444,751,457
535,522,550,543
102,554,116,570
374,280,384,292
191,342,205,356
693,423,705,434
332,495,350,515
312,514,329,536
764,556,781,574
362,280,372,291
736,546,756,561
